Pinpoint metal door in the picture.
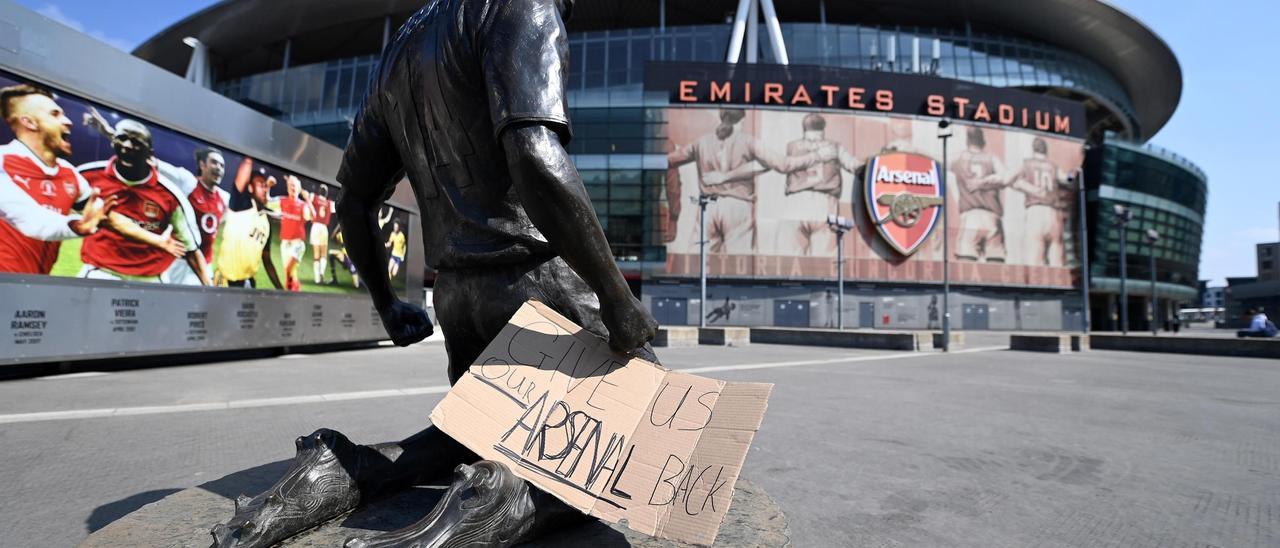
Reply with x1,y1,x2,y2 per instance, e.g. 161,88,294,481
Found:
1061,307,1083,332
652,297,688,326
859,302,876,328
963,303,990,330
773,300,810,327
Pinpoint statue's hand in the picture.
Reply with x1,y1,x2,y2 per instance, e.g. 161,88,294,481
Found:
377,300,434,346
601,295,658,354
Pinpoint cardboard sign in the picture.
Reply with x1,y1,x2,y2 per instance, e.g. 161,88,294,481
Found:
429,301,772,545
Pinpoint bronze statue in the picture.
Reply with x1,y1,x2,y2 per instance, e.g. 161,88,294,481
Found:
210,0,660,546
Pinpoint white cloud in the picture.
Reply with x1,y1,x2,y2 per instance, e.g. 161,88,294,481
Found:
35,4,133,52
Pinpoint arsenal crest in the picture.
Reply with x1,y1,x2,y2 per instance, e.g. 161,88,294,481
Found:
864,152,944,256
143,200,162,219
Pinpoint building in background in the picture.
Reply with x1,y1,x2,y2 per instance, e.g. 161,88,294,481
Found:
132,0,1207,331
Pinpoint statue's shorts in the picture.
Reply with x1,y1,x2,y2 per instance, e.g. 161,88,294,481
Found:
433,256,657,384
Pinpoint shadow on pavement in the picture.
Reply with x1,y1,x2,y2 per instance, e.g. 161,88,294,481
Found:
86,488,181,533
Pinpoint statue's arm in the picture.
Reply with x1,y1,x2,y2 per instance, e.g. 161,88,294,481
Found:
336,96,404,313
503,125,656,352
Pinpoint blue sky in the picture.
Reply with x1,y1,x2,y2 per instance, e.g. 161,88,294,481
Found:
15,0,1279,285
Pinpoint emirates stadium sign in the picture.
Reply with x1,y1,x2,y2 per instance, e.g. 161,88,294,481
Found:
864,152,944,256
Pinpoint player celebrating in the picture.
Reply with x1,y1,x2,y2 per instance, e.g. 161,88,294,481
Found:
307,185,335,284
0,84,115,274
385,218,406,279
273,174,312,291
158,147,228,285
78,120,210,284
215,169,283,289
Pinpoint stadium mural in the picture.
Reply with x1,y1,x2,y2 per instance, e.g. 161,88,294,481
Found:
661,107,1085,288
0,69,410,294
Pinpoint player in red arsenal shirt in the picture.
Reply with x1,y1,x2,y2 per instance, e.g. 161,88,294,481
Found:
306,184,335,284
159,147,228,285
77,119,210,284
274,174,312,291
0,85,115,274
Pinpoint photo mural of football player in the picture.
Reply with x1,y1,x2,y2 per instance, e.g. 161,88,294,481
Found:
307,185,335,284
778,113,861,256
661,107,1083,287
953,126,1008,264
77,119,210,285
0,85,115,275
273,174,312,291
666,108,830,255
0,69,412,295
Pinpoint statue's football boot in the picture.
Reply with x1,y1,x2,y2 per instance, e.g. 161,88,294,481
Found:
343,461,536,548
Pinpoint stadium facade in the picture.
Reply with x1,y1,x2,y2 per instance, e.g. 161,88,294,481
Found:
134,0,1206,332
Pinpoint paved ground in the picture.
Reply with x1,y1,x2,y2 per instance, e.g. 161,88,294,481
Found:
1,340,1276,547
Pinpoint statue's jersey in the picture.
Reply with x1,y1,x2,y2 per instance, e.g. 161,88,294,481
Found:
217,207,271,281
338,0,574,270
0,140,90,274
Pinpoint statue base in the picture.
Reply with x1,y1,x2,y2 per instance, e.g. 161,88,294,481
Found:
80,460,790,547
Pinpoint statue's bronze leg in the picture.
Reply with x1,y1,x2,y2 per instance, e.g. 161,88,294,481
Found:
210,426,475,548
343,461,590,548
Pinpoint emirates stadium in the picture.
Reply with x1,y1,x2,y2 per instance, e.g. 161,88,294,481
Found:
0,0,1208,365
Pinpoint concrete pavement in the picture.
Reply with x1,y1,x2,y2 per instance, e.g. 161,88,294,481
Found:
0,341,1276,547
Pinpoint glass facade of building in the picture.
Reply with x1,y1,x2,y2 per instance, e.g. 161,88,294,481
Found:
213,23,1148,267
1087,135,1207,300
216,22,1139,147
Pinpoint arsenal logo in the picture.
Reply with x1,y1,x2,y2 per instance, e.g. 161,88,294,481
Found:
63,181,77,195
143,200,162,219
864,152,944,256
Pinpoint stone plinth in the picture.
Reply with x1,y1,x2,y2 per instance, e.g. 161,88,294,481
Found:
80,460,789,547
1010,334,1072,354
751,327,920,351
698,327,751,346
652,327,699,348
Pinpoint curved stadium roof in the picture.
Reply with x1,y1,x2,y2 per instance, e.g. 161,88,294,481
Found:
134,0,1181,140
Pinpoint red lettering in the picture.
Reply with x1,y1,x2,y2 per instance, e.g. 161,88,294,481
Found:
998,104,1014,124
926,94,945,116
678,81,697,102
1035,111,1051,131
973,101,991,122
744,82,751,102
763,83,784,104
848,87,866,109
790,84,812,106
820,85,840,107
710,81,730,102
874,90,894,111
953,97,970,118
1054,114,1071,135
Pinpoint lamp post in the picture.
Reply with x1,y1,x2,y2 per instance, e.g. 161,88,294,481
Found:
937,119,953,351
1074,153,1091,334
1114,204,1132,334
827,214,855,330
1145,228,1160,335
693,194,718,328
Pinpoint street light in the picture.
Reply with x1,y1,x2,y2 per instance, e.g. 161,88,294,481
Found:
692,193,718,328
1145,228,1160,335
827,214,855,330
937,118,953,351
1114,204,1132,334
1074,144,1092,334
